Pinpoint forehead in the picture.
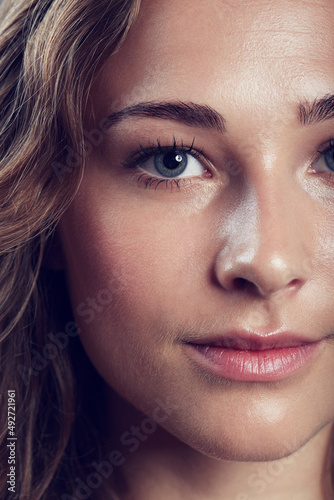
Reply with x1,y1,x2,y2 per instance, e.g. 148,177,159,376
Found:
91,0,334,119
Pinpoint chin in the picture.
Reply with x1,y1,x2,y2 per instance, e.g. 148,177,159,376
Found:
181,435,303,463
163,414,323,464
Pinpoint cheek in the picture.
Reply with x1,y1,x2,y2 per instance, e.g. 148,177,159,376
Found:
58,189,213,396
73,210,207,320
61,174,218,323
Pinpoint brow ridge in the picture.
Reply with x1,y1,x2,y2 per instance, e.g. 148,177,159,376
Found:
104,100,226,133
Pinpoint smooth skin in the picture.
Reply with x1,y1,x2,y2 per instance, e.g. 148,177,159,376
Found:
58,0,334,498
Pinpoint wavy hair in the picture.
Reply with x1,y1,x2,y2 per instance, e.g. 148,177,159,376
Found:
0,0,141,498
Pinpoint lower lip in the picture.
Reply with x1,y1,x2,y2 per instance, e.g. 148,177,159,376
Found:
184,342,322,382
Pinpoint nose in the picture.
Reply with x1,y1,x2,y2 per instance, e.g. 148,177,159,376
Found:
214,176,312,298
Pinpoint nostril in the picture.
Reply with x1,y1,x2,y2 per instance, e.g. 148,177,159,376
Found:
288,278,300,289
232,277,261,295
234,277,250,290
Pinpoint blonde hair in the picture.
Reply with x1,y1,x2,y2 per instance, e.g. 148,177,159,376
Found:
0,0,140,497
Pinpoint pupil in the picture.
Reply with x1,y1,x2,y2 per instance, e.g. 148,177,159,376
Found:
163,151,184,170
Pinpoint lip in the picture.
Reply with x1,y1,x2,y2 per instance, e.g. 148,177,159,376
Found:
183,332,324,382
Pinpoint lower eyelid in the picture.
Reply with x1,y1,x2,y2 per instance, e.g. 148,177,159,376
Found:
133,172,196,191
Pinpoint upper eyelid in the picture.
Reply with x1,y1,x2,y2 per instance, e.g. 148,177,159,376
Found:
122,139,206,168
316,138,334,155
139,137,200,156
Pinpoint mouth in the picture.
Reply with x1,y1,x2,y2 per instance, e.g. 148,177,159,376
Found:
183,332,324,382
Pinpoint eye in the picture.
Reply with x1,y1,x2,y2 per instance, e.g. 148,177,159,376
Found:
121,138,211,185
312,141,334,173
141,150,205,179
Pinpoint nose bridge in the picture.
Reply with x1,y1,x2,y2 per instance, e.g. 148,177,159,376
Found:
257,169,299,251
215,165,311,297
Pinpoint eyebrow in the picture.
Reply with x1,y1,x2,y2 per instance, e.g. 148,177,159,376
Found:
103,95,334,133
104,101,226,133
299,94,334,126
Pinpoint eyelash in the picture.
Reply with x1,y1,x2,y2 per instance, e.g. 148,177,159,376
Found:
121,136,334,191
317,137,334,153
316,137,334,156
121,137,208,190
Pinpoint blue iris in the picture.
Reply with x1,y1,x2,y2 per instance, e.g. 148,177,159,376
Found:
324,147,334,171
154,151,188,178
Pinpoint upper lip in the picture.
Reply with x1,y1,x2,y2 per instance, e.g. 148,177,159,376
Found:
187,332,319,351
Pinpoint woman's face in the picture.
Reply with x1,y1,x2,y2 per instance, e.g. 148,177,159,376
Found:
59,0,334,460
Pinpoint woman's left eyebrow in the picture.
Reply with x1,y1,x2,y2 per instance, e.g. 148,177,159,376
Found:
103,101,226,133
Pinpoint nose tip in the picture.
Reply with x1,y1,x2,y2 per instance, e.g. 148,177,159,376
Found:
215,248,309,298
